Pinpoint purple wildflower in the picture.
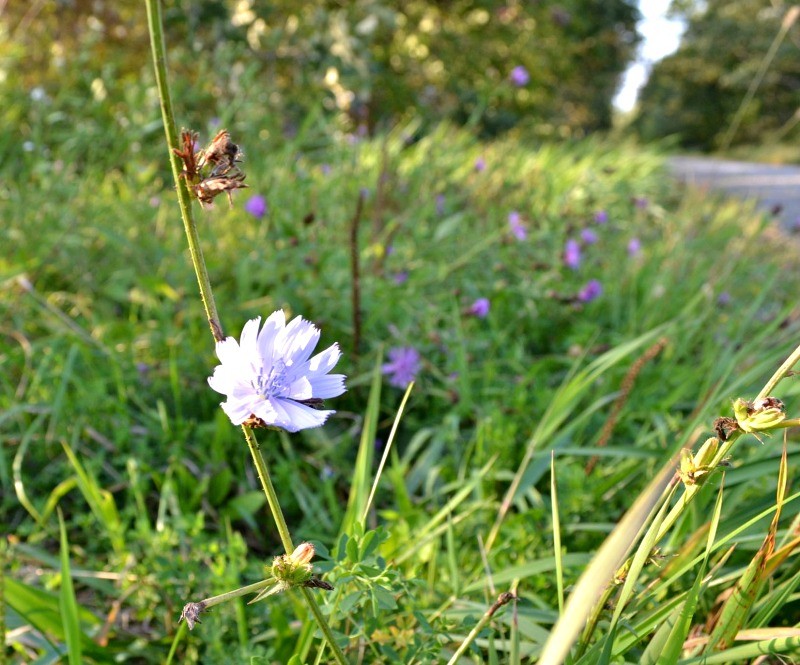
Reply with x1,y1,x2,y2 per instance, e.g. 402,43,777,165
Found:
474,157,486,173
594,210,608,224
508,211,527,241
717,291,731,306
467,297,490,319
509,65,530,87
392,271,409,285
149,196,161,208
580,228,598,245
627,238,642,257
436,193,446,216
564,239,581,270
320,163,331,176
578,279,603,303
382,347,421,388
633,197,649,210
244,194,268,219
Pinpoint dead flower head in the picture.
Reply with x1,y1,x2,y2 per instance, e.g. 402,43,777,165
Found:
173,128,248,207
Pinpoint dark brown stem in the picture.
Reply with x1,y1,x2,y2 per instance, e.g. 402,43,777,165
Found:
585,337,668,475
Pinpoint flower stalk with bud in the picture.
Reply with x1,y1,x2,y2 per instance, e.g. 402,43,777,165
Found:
145,1,347,662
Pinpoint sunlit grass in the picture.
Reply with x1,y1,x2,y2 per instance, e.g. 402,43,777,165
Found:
3,116,800,662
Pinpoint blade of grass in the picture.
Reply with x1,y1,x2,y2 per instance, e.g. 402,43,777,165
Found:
339,351,382,537
58,510,82,665
550,452,564,615
61,439,124,554
362,380,413,524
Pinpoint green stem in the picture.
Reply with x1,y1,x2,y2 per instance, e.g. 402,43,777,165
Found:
242,426,294,553
144,2,348,661
144,0,223,342
198,578,275,610
243,427,348,664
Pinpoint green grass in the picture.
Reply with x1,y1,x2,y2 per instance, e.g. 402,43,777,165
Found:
4,115,800,663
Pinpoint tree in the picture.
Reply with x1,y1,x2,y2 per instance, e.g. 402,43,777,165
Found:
634,0,800,149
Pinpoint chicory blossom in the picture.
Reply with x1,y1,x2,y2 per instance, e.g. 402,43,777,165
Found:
382,347,421,388
509,66,530,86
564,239,581,270
508,211,527,241
578,279,603,302
468,297,490,318
627,238,642,257
208,311,346,432
594,210,608,224
580,228,598,244
245,194,268,219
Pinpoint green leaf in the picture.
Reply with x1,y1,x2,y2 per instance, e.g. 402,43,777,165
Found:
58,511,82,665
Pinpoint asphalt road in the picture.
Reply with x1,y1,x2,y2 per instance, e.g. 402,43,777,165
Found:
668,156,800,231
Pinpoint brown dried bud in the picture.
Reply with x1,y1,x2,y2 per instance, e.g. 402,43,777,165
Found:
179,601,208,630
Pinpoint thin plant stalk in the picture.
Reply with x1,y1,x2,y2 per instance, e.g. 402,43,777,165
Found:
445,592,516,665
144,1,347,662
144,0,223,341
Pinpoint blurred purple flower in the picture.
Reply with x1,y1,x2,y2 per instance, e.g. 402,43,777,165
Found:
149,196,161,208
634,197,649,210
382,347,421,388
564,239,581,270
436,193,446,216
475,157,486,173
594,210,608,224
508,211,527,241
580,228,598,245
509,65,530,86
627,238,642,257
468,297,490,318
320,163,332,176
392,271,409,285
717,291,731,306
578,279,603,303
244,194,268,219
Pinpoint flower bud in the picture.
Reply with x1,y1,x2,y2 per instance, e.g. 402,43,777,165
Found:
271,542,315,588
679,437,719,487
733,396,786,434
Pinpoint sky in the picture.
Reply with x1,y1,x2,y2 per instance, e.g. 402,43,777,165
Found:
613,0,686,111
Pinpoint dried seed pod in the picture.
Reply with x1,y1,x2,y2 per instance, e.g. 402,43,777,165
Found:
198,130,242,176
193,172,248,207
173,130,201,183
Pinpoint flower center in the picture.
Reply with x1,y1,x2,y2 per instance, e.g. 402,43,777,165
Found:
253,360,288,398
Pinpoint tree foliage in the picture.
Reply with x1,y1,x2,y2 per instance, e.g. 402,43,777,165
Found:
634,0,800,149
4,0,639,153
